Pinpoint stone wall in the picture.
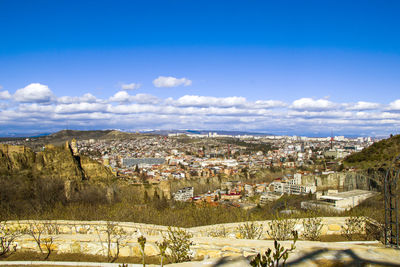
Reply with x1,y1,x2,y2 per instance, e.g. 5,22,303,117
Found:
7,217,352,238
5,217,361,259
7,220,170,236
190,217,354,238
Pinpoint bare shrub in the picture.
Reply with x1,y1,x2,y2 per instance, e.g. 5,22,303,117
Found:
250,231,298,267
25,221,57,259
341,216,365,241
237,222,263,239
96,221,128,262
365,218,385,243
42,236,54,260
164,226,193,263
0,221,23,258
208,226,227,238
138,235,146,267
302,213,323,241
156,240,168,267
43,220,60,235
267,214,297,241
25,222,46,254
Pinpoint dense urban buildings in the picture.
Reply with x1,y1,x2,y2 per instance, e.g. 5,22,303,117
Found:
0,131,377,208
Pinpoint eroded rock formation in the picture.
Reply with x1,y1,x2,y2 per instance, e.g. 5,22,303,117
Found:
0,143,114,182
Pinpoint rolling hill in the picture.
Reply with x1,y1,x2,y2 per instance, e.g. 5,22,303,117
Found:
344,134,400,169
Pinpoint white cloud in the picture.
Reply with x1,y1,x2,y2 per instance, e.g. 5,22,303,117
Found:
107,104,163,114
121,83,141,90
153,76,192,88
54,103,108,114
109,91,131,102
58,93,99,104
109,91,160,104
3,83,400,136
387,99,400,112
18,103,55,113
253,100,287,109
288,110,353,119
131,93,159,104
346,101,380,111
14,83,54,103
172,95,247,107
0,90,11,100
290,98,337,111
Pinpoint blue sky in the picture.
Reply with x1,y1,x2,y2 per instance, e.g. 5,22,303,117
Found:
0,0,400,136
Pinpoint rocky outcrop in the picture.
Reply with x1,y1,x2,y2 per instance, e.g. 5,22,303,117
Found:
0,144,114,182
0,145,35,174
80,155,114,181
34,145,84,181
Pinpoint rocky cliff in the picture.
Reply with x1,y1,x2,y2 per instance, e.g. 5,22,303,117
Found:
0,145,35,174
80,155,115,181
0,143,114,181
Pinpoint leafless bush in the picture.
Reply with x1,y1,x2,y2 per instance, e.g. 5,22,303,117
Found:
96,221,128,262
365,218,385,243
250,231,298,267
138,235,146,267
341,216,365,240
43,220,60,235
25,221,57,259
302,213,323,241
267,214,297,241
237,222,263,239
42,236,55,260
156,240,168,267
25,222,46,254
163,226,193,263
0,221,24,257
208,226,227,238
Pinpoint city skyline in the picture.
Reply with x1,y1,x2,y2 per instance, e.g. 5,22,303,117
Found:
1,0,400,136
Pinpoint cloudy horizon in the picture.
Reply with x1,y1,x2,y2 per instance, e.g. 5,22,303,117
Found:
0,80,399,137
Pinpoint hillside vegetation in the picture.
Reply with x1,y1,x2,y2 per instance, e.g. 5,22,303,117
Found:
344,134,400,169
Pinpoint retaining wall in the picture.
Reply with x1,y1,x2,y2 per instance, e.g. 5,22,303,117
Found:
4,217,365,259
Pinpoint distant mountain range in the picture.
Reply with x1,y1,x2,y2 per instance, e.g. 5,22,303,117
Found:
0,129,273,140
139,129,273,136
0,128,379,139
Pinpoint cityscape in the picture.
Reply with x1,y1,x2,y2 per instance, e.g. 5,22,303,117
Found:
0,130,378,209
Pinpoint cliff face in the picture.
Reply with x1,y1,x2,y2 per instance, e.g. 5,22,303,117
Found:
0,146,35,174
0,144,114,182
34,145,84,181
80,155,114,181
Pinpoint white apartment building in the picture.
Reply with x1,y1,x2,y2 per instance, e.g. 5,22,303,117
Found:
301,190,377,211
271,182,316,194
173,187,194,201
271,174,316,195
